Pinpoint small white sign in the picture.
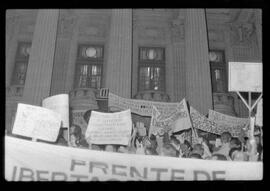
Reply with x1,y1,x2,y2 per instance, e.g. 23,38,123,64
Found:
85,109,132,145
228,62,262,92
12,103,62,142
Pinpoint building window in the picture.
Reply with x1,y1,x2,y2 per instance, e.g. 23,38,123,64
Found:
138,47,165,91
11,42,31,85
74,44,104,89
209,50,227,93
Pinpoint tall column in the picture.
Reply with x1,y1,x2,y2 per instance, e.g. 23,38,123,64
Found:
22,9,59,105
105,9,132,98
185,9,213,114
255,9,262,60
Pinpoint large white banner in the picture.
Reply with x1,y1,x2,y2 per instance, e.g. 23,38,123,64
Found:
85,110,132,145
5,136,262,181
228,62,262,92
208,110,249,130
108,92,179,117
12,103,62,142
42,94,69,128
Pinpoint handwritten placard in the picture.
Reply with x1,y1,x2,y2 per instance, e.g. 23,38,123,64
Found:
85,110,132,145
42,94,69,127
149,99,192,136
12,103,62,142
208,110,249,129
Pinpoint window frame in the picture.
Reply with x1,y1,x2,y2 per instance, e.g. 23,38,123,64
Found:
74,44,104,89
137,46,166,92
10,41,32,86
209,49,227,93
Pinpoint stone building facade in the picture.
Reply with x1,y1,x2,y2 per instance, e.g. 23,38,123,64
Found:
6,9,262,136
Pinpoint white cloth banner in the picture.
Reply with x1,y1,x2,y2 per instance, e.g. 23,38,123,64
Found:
5,136,262,181
12,103,62,142
42,94,69,128
208,110,249,130
149,99,192,136
108,92,179,117
190,107,246,138
255,98,263,126
85,110,132,145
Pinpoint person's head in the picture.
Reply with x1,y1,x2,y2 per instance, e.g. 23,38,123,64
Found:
91,144,102,151
145,147,158,155
220,132,232,144
105,145,116,152
232,151,249,161
118,145,128,153
70,125,82,139
229,147,242,160
192,144,204,156
254,135,261,145
230,137,242,149
189,153,202,159
161,144,178,157
211,154,227,161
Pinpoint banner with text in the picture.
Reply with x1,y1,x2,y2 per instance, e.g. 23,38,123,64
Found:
12,103,62,142
108,92,179,117
85,110,132,145
5,136,262,181
149,99,192,136
208,110,249,130
190,107,246,138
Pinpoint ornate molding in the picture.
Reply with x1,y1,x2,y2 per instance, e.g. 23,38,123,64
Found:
57,14,77,38
229,21,256,46
138,26,165,40
6,85,24,98
171,14,185,41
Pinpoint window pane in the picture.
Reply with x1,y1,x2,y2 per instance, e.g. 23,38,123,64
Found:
139,67,151,91
12,62,28,85
78,65,88,88
213,69,224,92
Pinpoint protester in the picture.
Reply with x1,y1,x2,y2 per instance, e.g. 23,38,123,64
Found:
213,132,232,158
160,144,178,157
229,147,242,160
229,137,242,149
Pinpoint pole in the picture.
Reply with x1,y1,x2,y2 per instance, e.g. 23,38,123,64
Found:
248,92,252,117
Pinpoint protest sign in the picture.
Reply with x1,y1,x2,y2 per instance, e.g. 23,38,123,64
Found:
149,99,192,136
108,92,179,117
255,98,263,127
42,94,69,127
228,62,262,92
12,103,62,142
85,110,132,145
5,136,262,181
208,110,249,130
190,107,245,138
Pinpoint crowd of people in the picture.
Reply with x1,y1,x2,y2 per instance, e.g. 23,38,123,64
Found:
63,118,263,162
